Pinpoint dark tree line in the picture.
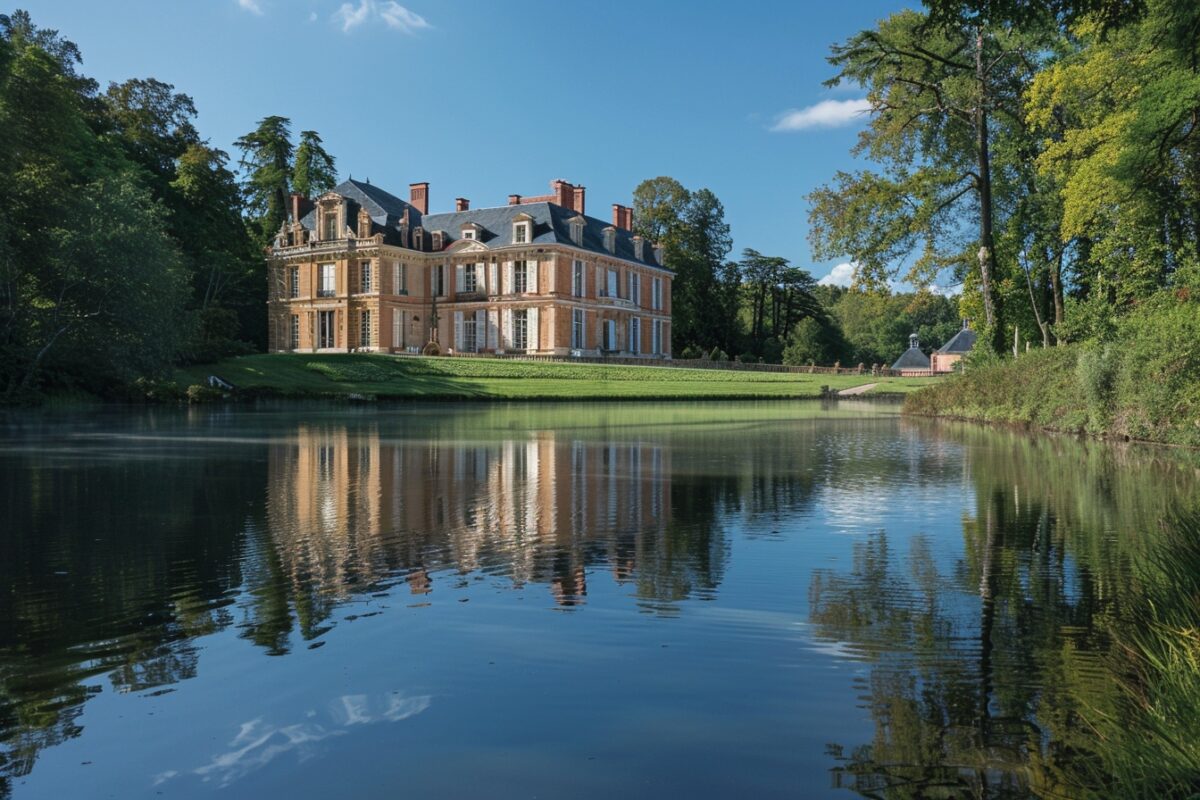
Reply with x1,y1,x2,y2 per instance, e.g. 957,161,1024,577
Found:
0,10,337,402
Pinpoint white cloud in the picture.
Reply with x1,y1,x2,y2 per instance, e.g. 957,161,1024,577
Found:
333,0,372,31
333,0,430,34
236,0,264,15
309,11,318,22
379,1,430,33
770,98,871,132
818,262,857,287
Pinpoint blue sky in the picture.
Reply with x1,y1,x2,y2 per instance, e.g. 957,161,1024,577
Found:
24,0,914,284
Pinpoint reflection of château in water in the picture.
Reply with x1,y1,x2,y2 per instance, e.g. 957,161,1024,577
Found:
266,425,672,607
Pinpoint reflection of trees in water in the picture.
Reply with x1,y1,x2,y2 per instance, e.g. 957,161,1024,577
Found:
814,424,1197,799
1,412,833,791
0,448,263,798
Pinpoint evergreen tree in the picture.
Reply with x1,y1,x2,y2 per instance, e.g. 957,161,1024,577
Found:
235,115,293,242
291,130,337,199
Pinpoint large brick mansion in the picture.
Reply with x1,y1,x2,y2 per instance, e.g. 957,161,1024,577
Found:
267,179,672,358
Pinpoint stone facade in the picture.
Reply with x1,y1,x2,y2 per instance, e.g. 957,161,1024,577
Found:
267,178,672,358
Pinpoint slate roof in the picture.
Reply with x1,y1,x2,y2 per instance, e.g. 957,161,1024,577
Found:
891,345,931,370
296,180,668,271
936,327,977,354
299,179,422,232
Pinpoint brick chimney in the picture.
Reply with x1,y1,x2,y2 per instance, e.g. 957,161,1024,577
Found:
572,185,586,215
289,193,312,225
455,197,470,212
612,204,633,231
409,182,429,215
508,194,522,205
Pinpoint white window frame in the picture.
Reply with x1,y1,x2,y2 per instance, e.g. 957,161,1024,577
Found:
289,267,299,298
572,260,584,298
462,264,477,293
360,260,373,293
513,261,529,294
630,317,641,355
512,309,529,350
359,309,372,347
606,269,618,299
629,273,641,306
513,222,529,244
652,277,662,310
290,315,299,348
319,263,336,297
572,308,585,349
462,229,476,240
393,262,407,295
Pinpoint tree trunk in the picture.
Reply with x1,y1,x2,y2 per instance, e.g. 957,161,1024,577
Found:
975,27,1003,355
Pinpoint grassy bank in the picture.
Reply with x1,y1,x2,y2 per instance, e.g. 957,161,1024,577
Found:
172,353,936,402
905,299,1200,447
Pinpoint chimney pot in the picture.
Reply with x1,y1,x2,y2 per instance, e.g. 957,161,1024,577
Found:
455,197,470,212
408,182,429,215
508,194,522,205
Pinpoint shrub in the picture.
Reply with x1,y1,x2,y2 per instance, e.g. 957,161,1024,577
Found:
1076,343,1119,432
185,383,222,403
709,347,729,362
680,345,704,360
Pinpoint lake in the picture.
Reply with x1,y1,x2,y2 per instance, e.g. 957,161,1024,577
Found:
1,401,1195,799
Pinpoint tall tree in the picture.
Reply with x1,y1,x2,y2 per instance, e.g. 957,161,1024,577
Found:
235,115,293,242
808,6,1055,354
291,130,337,199
633,178,739,353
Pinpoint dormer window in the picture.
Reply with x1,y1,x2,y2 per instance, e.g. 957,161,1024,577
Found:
602,226,616,254
321,208,339,241
432,231,444,251
653,244,664,265
633,235,645,261
414,228,425,251
462,229,475,240
514,222,529,244
569,216,585,247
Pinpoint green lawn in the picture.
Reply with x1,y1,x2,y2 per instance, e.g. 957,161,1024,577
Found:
174,353,939,401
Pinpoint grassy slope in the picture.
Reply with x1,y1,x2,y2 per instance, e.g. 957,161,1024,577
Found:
175,354,938,401
904,341,1200,447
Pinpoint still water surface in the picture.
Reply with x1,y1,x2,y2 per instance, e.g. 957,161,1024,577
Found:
1,402,1195,798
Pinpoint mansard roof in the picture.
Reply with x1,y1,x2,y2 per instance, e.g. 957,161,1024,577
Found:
422,202,667,269
299,178,423,232
296,179,667,270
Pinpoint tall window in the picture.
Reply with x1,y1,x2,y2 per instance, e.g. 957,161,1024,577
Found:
360,260,373,293
360,310,372,347
606,269,618,298
288,267,299,298
512,310,528,350
572,308,585,349
433,265,446,296
462,264,477,293
652,319,663,355
604,319,617,351
652,277,662,310
572,260,584,297
393,262,407,294
463,315,478,352
629,273,641,305
319,263,336,297
290,315,299,349
630,317,641,355
321,210,338,241
514,222,528,244
513,261,529,294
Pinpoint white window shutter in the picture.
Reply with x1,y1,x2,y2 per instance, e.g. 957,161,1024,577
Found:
476,263,485,291
528,307,539,351
596,266,603,296
503,262,513,294
488,309,499,349
502,308,512,348
456,264,464,293
489,262,498,294
528,259,538,293
582,312,587,350
454,311,463,351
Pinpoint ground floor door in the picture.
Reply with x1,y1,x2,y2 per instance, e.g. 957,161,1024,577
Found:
318,310,336,348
